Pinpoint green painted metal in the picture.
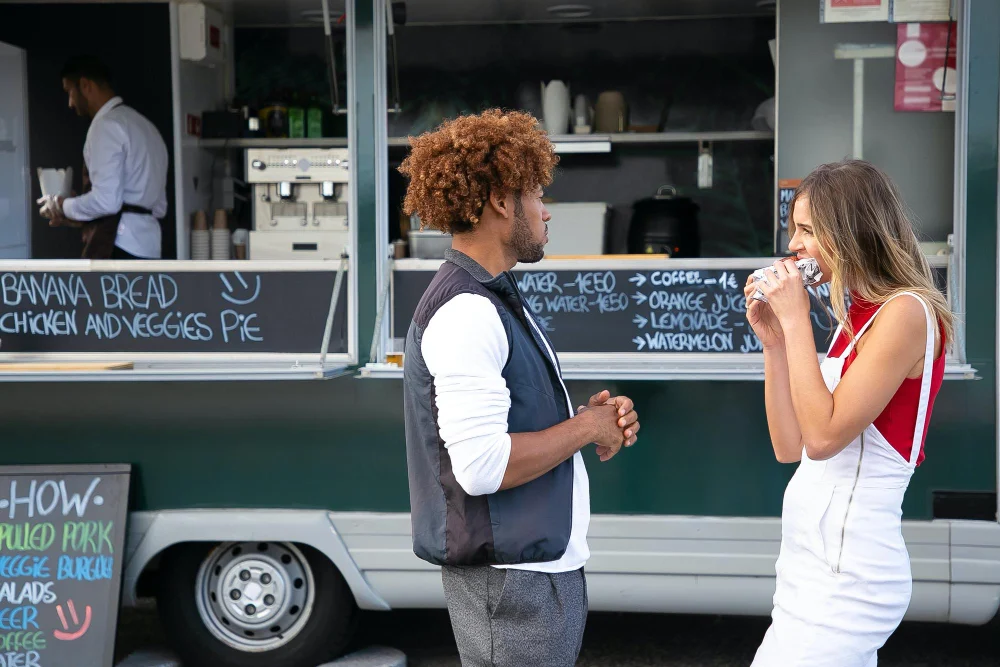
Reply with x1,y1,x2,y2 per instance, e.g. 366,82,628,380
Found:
956,0,1000,509
964,0,1000,368
0,374,991,520
352,0,378,366
0,379,410,513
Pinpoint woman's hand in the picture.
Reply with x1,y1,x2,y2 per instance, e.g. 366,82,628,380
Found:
755,259,812,329
744,275,784,349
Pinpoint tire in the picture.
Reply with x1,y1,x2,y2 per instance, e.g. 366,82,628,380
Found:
156,541,356,667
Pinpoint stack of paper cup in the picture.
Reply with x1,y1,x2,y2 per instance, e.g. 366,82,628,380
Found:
191,210,210,260
211,209,230,260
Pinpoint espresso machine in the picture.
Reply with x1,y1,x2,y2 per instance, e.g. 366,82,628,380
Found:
244,148,350,260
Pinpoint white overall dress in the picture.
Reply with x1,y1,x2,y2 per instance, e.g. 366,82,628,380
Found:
751,292,937,667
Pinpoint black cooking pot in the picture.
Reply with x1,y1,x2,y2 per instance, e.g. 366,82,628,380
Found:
627,186,700,257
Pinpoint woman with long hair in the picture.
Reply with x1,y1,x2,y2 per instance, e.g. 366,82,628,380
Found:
746,159,953,666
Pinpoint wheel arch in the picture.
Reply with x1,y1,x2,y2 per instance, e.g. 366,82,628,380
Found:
123,509,390,611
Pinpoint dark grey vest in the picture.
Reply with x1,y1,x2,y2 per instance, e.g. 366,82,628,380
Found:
403,249,574,566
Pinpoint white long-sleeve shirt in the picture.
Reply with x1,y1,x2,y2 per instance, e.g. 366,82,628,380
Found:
421,292,591,573
62,97,168,258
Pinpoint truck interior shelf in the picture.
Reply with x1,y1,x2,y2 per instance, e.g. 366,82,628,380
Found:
199,130,775,153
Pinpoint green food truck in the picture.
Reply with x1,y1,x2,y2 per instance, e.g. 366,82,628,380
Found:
0,1,996,666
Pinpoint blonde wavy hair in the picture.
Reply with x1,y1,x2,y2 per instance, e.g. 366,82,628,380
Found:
790,159,954,347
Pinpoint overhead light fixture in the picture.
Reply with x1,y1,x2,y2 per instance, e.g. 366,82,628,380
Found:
300,8,346,24
546,4,593,19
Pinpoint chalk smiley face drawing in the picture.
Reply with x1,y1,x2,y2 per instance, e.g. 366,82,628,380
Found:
54,599,92,641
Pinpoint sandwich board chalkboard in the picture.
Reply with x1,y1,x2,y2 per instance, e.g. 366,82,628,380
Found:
0,464,131,667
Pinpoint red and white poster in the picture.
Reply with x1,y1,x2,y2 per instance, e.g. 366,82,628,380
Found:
821,0,890,23
894,22,958,112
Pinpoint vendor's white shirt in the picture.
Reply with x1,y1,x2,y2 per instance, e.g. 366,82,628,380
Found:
62,97,167,258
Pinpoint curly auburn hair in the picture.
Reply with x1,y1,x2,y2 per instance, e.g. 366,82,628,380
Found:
398,109,559,234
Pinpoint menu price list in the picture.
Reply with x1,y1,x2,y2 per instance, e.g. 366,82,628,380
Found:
0,466,130,667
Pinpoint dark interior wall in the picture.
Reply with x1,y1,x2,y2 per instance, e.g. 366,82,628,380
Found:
235,17,777,258
387,18,776,257
0,3,175,259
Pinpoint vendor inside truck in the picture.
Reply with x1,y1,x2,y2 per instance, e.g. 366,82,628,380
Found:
38,55,168,260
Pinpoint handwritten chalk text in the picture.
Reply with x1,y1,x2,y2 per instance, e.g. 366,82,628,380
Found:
0,525,54,553
4,479,101,520
0,650,41,667
100,274,178,311
56,555,114,581
0,608,38,632
0,582,55,606
0,275,91,308
636,332,734,352
61,522,114,555
0,557,49,580
0,633,45,652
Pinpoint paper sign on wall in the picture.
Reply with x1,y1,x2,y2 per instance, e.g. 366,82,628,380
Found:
821,0,890,23
778,179,801,231
894,22,958,112
890,0,953,23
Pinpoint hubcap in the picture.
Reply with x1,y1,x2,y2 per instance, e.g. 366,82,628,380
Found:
195,542,315,652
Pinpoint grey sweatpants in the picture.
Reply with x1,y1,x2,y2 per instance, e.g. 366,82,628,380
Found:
441,565,588,667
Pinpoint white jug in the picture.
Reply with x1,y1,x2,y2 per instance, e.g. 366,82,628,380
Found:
541,80,570,136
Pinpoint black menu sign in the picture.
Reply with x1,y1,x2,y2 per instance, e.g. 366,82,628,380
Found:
0,464,131,667
393,264,948,355
393,266,844,353
0,270,347,354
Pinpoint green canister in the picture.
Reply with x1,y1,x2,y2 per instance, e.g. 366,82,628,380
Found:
288,105,305,139
307,104,323,138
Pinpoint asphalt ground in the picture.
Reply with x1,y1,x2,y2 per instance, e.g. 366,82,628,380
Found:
115,601,999,666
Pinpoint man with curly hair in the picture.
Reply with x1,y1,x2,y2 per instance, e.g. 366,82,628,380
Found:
400,109,640,666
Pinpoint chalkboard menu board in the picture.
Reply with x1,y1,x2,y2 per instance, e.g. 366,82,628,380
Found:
0,270,347,355
0,464,131,667
393,265,948,355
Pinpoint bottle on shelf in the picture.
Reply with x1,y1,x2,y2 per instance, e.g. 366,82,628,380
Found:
288,92,305,139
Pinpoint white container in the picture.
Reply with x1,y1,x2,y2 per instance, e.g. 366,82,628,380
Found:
179,2,225,65
544,202,608,256
249,230,349,260
408,229,452,259
541,80,570,135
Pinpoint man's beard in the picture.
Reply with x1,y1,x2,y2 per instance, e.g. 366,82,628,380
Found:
71,86,88,117
509,198,545,263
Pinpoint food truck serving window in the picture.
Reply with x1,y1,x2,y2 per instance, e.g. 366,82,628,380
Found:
0,1,362,381
360,0,973,381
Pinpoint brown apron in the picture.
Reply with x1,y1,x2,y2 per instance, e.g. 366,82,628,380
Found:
80,203,155,259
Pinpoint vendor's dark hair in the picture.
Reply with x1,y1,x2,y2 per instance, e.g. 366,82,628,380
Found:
61,55,113,88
